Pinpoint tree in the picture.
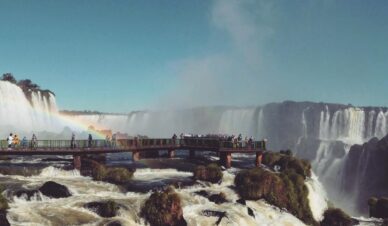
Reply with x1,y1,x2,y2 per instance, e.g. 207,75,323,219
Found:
1,73,17,84
17,79,40,91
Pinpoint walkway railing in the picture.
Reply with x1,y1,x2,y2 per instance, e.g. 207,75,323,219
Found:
0,138,266,150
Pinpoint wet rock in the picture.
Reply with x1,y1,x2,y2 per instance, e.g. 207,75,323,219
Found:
141,187,187,226
320,208,352,226
201,210,227,225
39,181,71,198
106,220,122,226
236,199,246,205
208,193,227,204
194,190,227,204
14,189,39,200
369,197,388,219
0,210,10,226
84,201,119,218
247,207,255,218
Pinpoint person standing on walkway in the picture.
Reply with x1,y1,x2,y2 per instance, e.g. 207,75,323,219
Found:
71,133,76,149
88,134,93,148
31,134,37,148
7,133,13,148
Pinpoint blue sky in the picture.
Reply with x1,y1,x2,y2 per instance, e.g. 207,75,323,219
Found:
0,0,387,112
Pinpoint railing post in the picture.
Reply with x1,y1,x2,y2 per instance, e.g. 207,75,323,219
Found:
133,151,140,161
73,155,82,170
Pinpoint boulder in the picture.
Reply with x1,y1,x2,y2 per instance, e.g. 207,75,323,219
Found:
84,201,119,218
141,187,187,226
369,197,388,219
194,190,227,204
0,210,10,226
320,208,352,226
14,189,40,200
193,163,223,183
208,193,227,204
39,181,71,198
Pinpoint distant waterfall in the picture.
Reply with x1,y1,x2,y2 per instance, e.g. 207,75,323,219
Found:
0,81,62,136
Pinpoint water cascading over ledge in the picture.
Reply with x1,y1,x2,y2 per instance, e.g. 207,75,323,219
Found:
0,81,62,137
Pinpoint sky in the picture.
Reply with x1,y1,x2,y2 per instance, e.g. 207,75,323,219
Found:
0,0,387,112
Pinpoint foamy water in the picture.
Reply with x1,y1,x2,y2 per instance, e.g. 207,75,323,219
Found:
0,166,334,225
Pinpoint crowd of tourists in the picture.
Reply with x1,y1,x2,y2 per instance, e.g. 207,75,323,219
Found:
5,133,37,148
172,133,266,149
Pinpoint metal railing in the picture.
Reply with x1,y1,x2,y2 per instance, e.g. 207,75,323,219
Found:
0,138,266,150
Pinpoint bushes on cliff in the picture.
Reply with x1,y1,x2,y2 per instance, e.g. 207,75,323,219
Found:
262,151,311,178
320,208,352,226
140,187,187,226
193,163,223,183
234,167,316,225
90,161,134,184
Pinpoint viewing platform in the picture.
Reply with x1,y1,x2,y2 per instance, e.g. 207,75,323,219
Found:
0,138,267,169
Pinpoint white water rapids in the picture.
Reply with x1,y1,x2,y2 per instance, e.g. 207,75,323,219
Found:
0,166,328,226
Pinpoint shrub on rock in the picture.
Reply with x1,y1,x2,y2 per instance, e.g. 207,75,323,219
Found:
234,167,316,225
193,163,223,183
262,152,311,178
90,161,133,184
104,168,134,184
140,187,187,226
320,208,352,226
0,193,8,211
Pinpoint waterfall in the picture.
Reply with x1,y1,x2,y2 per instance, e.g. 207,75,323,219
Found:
375,110,387,138
0,81,62,136
218,108,255,136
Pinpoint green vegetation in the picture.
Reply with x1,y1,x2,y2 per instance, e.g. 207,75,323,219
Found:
0,194,8,211
320,208,352,226
1,73,55,96
140,187,186,226
90,161,134,184
235,153,317,225
193,163,223,183
262,151,311,178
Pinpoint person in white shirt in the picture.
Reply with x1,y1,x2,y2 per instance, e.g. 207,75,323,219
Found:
7,133,13,148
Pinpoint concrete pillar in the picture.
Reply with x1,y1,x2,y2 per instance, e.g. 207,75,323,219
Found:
73,155,82,170
189,150,195,158
133,151,140,161
255,152,263,167
220,152,232,168
168,149,175,158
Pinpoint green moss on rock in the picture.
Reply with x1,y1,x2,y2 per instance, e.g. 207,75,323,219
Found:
234,167,317,225
90,161,133,184
0,194,8,211
262,151,311,178
193,163,223,183
140,187,186,226
320,208,352,226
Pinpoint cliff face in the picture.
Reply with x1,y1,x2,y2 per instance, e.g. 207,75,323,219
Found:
342,135,388,214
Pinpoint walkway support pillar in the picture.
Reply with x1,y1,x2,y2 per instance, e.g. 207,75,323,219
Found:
220,152,232,168
73,154,82,170
189,150,195,159
255,151,263,167
133,151,140,161
168,149,175,158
